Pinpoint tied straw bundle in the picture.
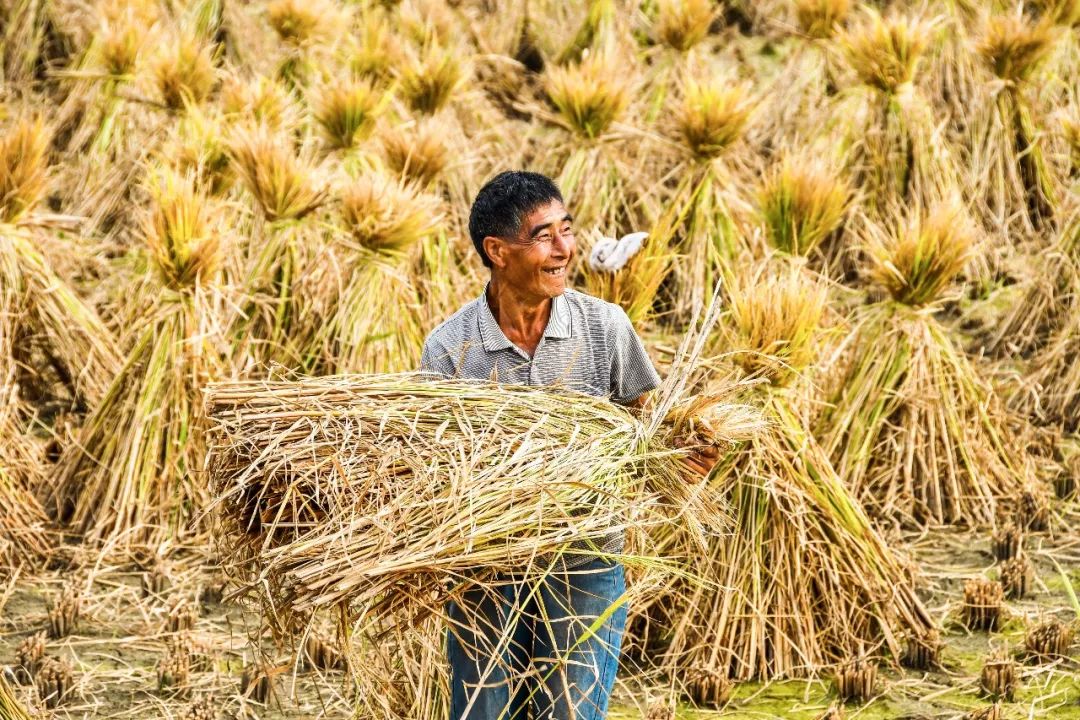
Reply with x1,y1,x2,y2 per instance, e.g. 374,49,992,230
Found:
206,292,762,631
819,202,1035,527
639,266,931,683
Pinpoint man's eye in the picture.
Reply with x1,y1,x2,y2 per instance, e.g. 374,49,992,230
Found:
562,226,574,236
536,234,553,243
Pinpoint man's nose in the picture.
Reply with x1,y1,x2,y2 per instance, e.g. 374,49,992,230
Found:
551,231,574,258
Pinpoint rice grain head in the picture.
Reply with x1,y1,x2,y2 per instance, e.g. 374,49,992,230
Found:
840,9,933,94
348,11,399,79
339,172,441,254
0,115,49,224
727,265,828,386
1030,0,1080,29
869,201,974,306
153,34,217,110
97,17,142,76
381,119,449,187
655,0,716,53
168,109,232,195
400,41,466,115
266,0,340,47
221,75,297,130
227,123,325,221
676,73,755,161
313,77,382,149
794,0,852,39
976,15,1059,84
143,167,222,289
545,52,631,140
399,0,460,47
757,153,850,256
1061,110,1080,174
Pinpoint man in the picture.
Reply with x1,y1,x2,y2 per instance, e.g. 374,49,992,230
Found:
420,171,717,720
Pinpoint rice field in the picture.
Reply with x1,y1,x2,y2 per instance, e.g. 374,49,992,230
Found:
1,0,1079,718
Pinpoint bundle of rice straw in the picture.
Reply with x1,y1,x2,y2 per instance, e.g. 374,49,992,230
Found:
818,202,1034,527
206,373,759,629
637,265,931,682
50,167,227,545
206,294,761,630
0,116,121,410
0,382,52,573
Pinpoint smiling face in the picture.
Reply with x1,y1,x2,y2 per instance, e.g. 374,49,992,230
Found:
483,198,576,301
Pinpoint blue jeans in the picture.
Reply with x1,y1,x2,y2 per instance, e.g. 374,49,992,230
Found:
446,558,627,720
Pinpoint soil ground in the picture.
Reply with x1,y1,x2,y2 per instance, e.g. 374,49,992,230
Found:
3,507,1078,719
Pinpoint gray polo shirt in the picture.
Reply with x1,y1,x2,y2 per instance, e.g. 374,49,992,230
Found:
420,287,660,402
419,286,662,567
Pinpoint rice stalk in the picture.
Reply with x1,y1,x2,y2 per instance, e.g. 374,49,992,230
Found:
0,115,48,225
96,15,142,78
654,0,716,53
380,119,451,188
165,108,233,195
205,371,756,631
989,201,1080,356
794,0,852,40
0,671,33,719
1032,0,1080,28
867,201,974,307
399,41,467,116
304,173,441,374
725,263,828,386
227,123,326,222
757,152,851,262
545,51,631,141
48,169,227,546
152,33,218,111
662,71,755,316
971,14,1060,233
0,118,122,407
838,10,957,215
312,76,384,150
347,8,400,80
818,206,1032,527
840,8,931,95
1021,298,1080,431
0,383,52,572
555,0,616,66
220,75,298,131
266,0,340,48
643,268,930,681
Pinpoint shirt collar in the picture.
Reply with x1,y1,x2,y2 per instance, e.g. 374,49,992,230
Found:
477,287,572,352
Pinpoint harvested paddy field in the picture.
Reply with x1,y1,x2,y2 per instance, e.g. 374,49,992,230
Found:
4,521,1079,718
2,0,1080,718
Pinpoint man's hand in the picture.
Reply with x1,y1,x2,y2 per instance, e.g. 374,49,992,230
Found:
673,436,721,481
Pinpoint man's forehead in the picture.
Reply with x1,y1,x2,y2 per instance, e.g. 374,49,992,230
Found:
525,199,569,225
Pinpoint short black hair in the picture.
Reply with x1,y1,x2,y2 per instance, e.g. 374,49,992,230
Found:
468,171,564,268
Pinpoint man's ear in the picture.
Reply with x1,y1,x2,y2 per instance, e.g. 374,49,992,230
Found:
483,236,507,269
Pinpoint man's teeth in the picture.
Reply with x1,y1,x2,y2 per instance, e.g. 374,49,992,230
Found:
543,267,565,275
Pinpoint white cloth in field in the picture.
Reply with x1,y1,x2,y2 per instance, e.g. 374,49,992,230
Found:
587,231,648,273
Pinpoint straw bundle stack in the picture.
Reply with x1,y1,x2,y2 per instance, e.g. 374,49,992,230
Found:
646,267,931,682
819,203,1034,526
206,373,759,629
50,168,227,545
0,386,52,572
0,116,121,409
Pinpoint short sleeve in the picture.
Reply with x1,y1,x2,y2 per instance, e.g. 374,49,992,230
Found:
419,335,455,378
607,305,661,404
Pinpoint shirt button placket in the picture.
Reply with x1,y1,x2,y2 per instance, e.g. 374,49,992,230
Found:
529,341,541,385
